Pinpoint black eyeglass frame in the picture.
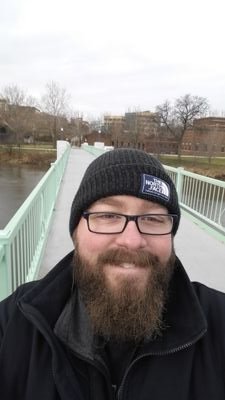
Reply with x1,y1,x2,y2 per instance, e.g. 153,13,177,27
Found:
82,211,178,235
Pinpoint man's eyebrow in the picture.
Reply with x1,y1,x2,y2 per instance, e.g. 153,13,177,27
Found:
92,197,168,214
93,197,157,210
93,197,123,207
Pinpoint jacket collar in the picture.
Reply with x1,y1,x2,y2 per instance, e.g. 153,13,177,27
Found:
19,251,75,327
142,257,207,355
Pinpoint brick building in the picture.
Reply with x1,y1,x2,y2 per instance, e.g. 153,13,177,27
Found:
85,111,179,154
181,117,225,156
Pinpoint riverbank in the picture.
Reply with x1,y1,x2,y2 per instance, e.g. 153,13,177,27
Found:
0,146,56,167
159,155,225,181
1,146,224,180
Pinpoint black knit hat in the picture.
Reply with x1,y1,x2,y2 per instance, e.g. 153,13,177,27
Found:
69,148,180,235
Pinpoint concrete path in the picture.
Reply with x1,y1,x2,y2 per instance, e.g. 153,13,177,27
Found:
39,149,95,277
175,215,225,292
39,148,225,293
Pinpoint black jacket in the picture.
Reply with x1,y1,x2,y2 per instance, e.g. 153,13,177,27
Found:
0,251,225,400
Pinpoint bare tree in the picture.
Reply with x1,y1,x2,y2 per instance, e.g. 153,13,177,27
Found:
156,94,209,156
174,94,209,150
41,81,70,147
1,84,26,106
154,102,178,156
0,84,37,144
155,100,175,135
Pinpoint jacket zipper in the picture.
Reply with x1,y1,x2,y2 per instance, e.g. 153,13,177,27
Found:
69,348,117,400
117,328,207,400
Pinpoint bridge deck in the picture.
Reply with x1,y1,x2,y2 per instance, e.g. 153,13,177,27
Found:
39,148,225,293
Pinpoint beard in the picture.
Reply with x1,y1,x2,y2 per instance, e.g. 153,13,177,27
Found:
73,242,176,343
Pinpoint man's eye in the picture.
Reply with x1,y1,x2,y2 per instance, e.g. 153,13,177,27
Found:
141,215,165,224
95,213,121,220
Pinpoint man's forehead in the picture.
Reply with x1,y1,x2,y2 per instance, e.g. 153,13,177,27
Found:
89,195,168,212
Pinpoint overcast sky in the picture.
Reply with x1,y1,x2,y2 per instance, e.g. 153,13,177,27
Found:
1,0,225,119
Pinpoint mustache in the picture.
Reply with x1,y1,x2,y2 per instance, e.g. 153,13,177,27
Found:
97,248,160,269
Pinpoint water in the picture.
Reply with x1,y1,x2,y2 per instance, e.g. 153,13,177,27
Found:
0,165,47,229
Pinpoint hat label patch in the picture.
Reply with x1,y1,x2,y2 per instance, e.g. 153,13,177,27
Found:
141,174,170,201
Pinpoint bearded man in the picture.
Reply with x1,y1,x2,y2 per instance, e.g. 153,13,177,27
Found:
0,148,225,400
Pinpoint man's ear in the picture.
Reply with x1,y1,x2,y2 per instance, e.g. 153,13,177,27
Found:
72,228,77,245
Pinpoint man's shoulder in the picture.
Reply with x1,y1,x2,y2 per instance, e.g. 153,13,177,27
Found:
192,281,225,321
13,281,37,298
0,250,74,309
0,282,38,340
192,281,225,299
0,250,74,338
0,281,37,316
191,281,225,368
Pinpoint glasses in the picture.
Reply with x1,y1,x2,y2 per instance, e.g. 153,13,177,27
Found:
82,211,177,235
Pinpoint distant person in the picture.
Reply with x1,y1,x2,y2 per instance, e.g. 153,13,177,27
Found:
0,148,225,399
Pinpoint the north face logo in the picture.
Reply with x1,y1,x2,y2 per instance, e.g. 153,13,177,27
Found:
140,174,170,201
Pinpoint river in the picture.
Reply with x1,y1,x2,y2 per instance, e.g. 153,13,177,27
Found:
0,165,48,229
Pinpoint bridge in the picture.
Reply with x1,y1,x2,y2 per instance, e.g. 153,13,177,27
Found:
0,143,225,300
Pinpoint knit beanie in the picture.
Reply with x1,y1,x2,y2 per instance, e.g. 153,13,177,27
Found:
69,148,180,236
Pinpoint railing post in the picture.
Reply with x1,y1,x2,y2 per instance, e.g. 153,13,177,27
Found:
0,242,12,300
176,167,184,202
0,245,7,300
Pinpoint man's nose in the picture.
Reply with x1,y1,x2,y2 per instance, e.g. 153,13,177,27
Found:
114,220,147,250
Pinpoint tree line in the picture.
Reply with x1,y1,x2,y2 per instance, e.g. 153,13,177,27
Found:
0,82,71,147
0,81,211,150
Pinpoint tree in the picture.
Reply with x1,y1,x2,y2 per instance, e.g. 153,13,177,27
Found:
174,94,209,147
155,100,175,136
1,84,26,106
154,101,178,156
0,84,38,145
41,81,70,147
156,94,209,156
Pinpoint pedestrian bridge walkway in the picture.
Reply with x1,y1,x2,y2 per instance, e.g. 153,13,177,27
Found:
39,148,225,293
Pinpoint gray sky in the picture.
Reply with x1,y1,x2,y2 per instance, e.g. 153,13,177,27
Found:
1,0,225,119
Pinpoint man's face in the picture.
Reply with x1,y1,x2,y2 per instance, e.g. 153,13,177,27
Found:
73,195,176,341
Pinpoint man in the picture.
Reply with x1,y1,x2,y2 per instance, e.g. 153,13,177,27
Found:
0,148,224,400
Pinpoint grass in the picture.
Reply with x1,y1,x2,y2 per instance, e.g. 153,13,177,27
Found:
159,155,225,180
0,145,56,167
0,145,224,180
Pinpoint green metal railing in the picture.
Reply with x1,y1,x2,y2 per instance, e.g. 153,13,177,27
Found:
166,166,225,239
0,141,71,300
